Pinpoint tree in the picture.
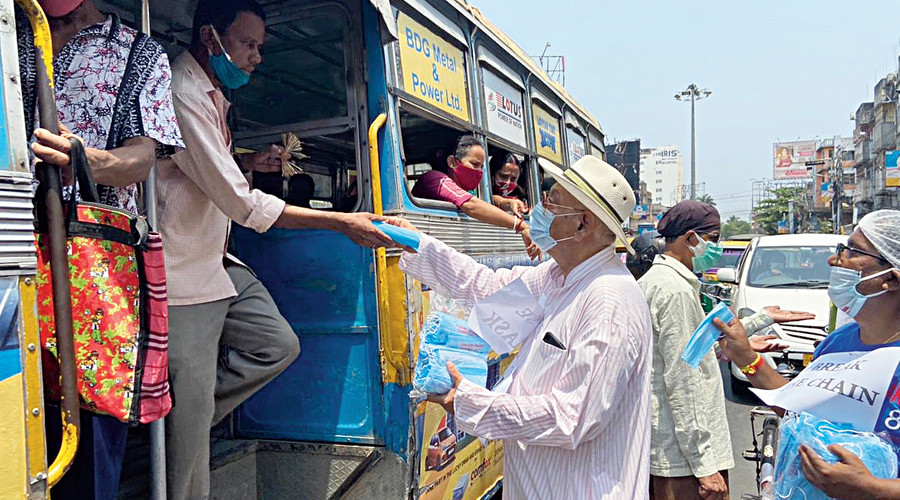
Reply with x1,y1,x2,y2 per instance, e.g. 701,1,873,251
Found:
696,194,716,206
721,215,753,239
752,187,807,235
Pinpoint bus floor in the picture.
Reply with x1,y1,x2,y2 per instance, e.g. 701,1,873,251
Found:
117,415,252,499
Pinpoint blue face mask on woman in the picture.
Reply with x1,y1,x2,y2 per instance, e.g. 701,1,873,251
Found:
208,26,251,90
827,266,896,318
529,202,582,253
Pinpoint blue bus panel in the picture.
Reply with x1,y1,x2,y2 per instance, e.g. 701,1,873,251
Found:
231,227,383,444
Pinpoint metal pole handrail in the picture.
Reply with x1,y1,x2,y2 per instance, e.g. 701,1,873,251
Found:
133,0,167,498
15,0,82,486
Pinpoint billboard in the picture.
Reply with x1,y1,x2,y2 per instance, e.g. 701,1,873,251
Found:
820,181,833,205
632,204,649,220
773,141,816,180
887,150,900,188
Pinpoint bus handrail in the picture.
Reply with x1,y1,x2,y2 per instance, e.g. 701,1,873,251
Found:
15,0,81,486
368,113,407,384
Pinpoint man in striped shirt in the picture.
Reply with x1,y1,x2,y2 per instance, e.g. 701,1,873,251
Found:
395,156,653,499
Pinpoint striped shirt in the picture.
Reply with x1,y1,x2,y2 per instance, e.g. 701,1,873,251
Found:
400,234,653,500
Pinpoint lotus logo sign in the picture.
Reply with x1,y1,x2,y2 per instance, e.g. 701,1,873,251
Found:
482,71,526,147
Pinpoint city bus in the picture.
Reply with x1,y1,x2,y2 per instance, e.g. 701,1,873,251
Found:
0,0,609,498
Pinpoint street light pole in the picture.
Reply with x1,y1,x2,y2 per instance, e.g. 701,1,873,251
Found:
690,90,696,200
675,84,712,200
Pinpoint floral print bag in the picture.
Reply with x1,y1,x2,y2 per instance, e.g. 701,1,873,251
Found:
36,139,171,425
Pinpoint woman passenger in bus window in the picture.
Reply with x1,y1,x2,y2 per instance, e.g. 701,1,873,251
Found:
411,135,539,259
489,152,528,216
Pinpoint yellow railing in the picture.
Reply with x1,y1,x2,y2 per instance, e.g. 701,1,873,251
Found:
368,113,408,384
15,0,80,488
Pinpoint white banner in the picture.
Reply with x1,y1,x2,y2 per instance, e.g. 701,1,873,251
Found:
482,70,527,148
752,347,900,430
468,278,542,355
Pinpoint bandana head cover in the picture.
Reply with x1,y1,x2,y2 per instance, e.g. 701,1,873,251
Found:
657,201,721,238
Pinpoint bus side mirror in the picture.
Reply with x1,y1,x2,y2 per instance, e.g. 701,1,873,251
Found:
717,267,737,284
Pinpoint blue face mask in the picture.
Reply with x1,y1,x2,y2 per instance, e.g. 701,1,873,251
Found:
208,26,251,90
827,266,896,318
529,202,582,253
689,232,724,272
681,302,735,369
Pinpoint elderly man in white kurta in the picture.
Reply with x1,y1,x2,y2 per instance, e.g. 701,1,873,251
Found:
394,156,653,500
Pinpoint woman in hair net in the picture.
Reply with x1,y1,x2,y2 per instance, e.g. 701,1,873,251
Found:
717,210,900,499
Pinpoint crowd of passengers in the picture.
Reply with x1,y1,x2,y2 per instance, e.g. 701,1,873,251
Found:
16,0,900,499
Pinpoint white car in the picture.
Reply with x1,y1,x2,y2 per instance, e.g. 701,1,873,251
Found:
716,234,848,388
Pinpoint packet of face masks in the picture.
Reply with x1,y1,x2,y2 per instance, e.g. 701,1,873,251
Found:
774,412,898,500
423,312,492,355
413,345,488,395
372,221,420,251
413,312,490,395
681,302,735,368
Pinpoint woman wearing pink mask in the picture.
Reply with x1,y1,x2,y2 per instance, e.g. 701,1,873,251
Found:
489,153,528,217
412,136,539,259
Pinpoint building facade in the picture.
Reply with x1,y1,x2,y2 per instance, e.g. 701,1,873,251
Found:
640,146,684,207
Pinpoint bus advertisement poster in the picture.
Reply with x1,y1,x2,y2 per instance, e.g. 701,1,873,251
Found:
416,401,503,500
397,12,470,122
532,104,562,165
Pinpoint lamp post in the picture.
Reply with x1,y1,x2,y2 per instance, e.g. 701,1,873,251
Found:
675,84,712,200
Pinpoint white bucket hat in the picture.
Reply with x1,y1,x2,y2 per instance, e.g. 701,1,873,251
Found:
539,156,637,254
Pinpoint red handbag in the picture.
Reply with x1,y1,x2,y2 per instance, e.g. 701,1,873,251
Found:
36,139,171,425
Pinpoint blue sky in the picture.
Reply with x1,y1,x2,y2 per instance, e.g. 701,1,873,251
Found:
475,0,900,220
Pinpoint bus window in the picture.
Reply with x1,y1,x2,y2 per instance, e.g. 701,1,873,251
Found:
399,110,483,208
487,146,529,213
231,8,349,127
229,3,361,212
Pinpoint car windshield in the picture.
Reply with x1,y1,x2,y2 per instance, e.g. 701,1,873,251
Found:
712,248,745,270
438,428,454,441
747,246,836,288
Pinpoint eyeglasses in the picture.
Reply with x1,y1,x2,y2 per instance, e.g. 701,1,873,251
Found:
835,242,890,265
691,231,721,244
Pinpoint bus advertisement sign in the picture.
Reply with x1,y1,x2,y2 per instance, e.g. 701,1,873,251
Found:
482,70,526,147
416,402,504,500
397,12,470,122
567,133,586,166
532,104,562,165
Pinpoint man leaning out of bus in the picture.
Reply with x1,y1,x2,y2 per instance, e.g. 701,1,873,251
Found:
160,0,397,498
386,155,654,499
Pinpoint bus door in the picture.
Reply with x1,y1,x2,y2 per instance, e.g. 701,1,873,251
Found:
226,0,397,496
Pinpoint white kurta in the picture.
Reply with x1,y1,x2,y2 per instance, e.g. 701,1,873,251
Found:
400,234,653,500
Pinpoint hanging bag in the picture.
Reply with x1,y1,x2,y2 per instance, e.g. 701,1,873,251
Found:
36,137,172,425
35,31,170,425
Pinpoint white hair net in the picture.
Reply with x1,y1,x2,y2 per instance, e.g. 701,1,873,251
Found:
857,210,900,269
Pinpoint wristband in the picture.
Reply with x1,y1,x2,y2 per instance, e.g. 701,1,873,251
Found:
514,217,524,234
739,353,764,376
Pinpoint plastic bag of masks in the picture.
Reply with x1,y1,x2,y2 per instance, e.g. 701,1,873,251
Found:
413,312,491,395
774,411,898,500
